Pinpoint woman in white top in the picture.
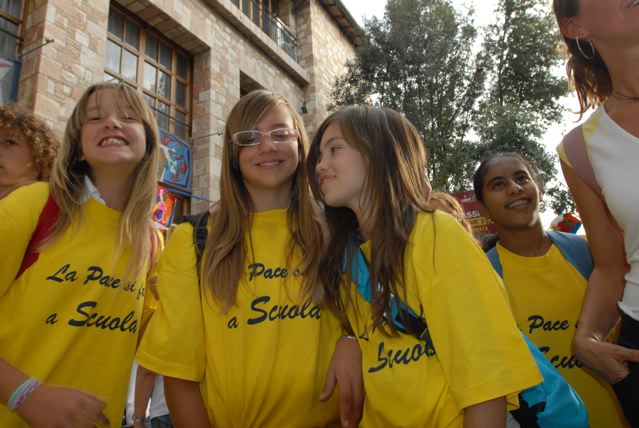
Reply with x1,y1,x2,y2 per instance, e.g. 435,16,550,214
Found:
553,0,639,425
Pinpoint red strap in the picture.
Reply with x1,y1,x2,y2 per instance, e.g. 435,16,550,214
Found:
16,194,60,279
562,125,603,200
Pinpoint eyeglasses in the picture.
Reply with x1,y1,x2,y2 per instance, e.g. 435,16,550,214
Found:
231,128,299,147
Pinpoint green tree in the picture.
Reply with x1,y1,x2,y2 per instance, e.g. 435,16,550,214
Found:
330,0,574,212
330,0,485,191
475,0,572,213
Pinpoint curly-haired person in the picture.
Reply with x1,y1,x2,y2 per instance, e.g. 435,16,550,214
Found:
0,104,59,200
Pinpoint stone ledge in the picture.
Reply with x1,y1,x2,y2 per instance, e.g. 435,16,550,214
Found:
203,0,309,86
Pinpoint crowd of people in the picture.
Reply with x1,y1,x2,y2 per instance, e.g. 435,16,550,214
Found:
0,0,638,426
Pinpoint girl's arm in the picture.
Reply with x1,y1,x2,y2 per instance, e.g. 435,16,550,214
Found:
133,365,156,427
463,396,506,428
561,160,639,382
319,335,364,427
0,358,108,428
164,376,210,428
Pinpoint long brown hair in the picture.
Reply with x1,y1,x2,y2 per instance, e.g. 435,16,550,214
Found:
306,106,432,333
46,82,160,279
201,90,324,312
553,0,611,116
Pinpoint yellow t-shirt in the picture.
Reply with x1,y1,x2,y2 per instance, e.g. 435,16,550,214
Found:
0,183,149,428
137,209,341,427
345,211,542,427
497,242,627,428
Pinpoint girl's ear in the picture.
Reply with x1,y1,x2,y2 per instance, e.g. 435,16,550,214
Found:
559,16,590,40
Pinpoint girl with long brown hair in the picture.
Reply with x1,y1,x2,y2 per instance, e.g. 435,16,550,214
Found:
0,82,160,427
137,90,361,427
306,105,541,427
553,0,639,424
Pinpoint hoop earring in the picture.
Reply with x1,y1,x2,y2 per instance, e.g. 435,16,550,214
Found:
575,36,595,60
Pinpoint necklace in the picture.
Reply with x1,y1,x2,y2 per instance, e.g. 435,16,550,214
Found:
612,90,639,102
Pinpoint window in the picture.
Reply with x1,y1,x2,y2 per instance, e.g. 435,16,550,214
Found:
232,0,279,36
230,0,296,60
105,6,191,142
106,5,193,219
0,0,22,104
0,0,22,59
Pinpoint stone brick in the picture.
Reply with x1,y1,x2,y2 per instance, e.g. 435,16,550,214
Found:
18,0,356,215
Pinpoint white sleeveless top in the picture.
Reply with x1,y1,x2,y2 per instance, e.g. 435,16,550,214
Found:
558,105,639,319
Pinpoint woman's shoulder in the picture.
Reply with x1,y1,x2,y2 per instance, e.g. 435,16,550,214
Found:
556,106,605,160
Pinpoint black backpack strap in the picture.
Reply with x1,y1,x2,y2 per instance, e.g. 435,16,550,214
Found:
389,308,436,355
511,400,544,427
184,211,210,279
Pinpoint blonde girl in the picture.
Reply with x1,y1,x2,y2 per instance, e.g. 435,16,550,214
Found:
306,105,541,427
137,90,361,428
0,82,160,427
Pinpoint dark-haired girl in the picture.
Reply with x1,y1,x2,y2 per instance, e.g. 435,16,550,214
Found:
474,153,626,428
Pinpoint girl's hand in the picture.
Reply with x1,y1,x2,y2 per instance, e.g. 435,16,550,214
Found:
573,334,639,384
319,336,364,427
17,384,109,428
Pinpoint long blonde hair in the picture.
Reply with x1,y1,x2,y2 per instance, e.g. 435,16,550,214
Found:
46,82,160,278
201,90,324,312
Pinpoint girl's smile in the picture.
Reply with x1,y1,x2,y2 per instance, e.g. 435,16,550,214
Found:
315,123,367,215
506,197,533,209
480,157,542,230
237,104,300,211
80,89,146,173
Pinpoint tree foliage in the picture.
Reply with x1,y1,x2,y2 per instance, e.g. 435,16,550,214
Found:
330,0,574,213
331,0,484,191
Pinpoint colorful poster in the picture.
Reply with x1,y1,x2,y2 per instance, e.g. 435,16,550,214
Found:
452,190,497,237
159,130,191,190
153,186,177,230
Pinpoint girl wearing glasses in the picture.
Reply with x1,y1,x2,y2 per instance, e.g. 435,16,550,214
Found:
137,90,361,427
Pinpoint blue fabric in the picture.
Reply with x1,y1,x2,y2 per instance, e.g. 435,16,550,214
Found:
516,333,589,428
344,243,418,330
545,231,593,280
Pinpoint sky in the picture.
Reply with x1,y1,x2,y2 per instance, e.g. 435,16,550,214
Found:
339,0,585,225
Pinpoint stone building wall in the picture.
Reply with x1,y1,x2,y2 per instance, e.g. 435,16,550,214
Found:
15,0,358,211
